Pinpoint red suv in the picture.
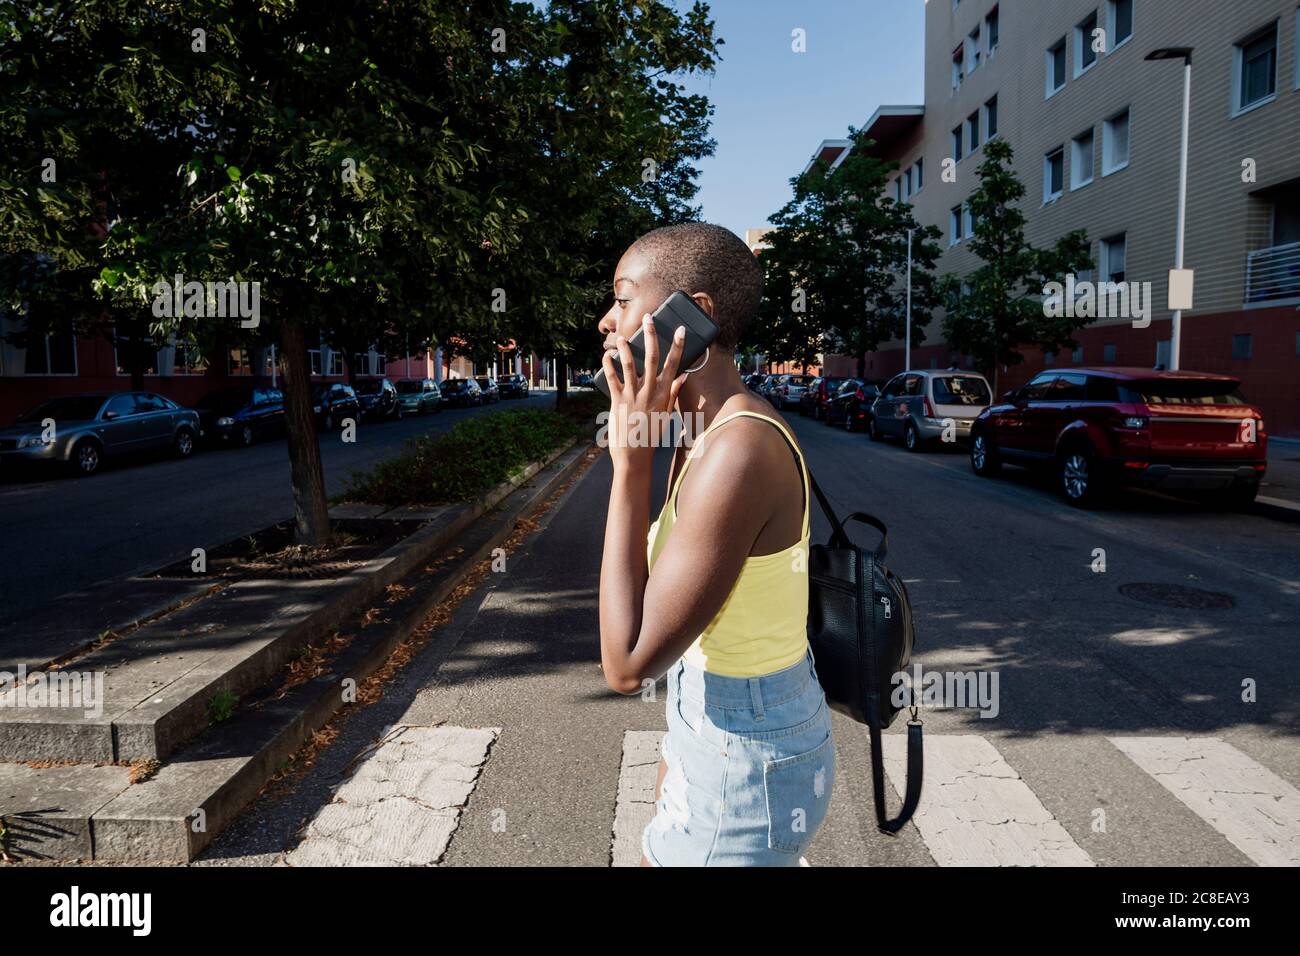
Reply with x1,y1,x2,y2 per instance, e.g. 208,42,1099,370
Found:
969,368,1267,508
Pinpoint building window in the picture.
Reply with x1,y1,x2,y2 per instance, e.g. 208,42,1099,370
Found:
1234,22,1278,113
1101,234,1127,283
950,206,963,245
895,177,903,202
967,111,980,152
1072,345,1084,363
1102,109,1130,174
19,319,78,376
228,348,253,376
963,202,975,239
914,157,924,192
1071,130,1095,189
952,125,963,162
904,167,912,197
1075,11,1100,76
952,44,965,90
1103,343,1117,363
984,95,999,138
1044,350,1055,366
1232,333,1252,359
1108,0,1133,50
968,26,981,72
1047,38,1067,96
173,341,207,375
986,6,1000,53
1044,146,1064,202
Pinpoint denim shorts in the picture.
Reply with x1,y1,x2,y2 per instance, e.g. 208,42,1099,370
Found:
641,645,836,866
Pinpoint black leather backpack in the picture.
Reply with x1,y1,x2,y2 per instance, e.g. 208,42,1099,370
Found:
805,471,923,834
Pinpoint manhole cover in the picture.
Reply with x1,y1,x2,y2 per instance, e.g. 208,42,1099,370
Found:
1118,583,1235,610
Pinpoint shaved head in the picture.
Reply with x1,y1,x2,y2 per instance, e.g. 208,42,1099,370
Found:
625,222,763,350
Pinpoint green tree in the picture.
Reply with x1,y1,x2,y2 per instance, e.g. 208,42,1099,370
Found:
940,137,1093,393
755,128,943,378
1,0,718,545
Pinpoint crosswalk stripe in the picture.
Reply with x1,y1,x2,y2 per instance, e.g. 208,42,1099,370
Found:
612,731,662,867
882,734,1095,866
1109,736,1300,867
285,724,498,867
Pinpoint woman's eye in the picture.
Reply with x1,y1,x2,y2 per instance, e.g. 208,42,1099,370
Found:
615,298,630,307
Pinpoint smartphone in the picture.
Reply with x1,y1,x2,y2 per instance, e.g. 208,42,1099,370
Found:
593,290,719,398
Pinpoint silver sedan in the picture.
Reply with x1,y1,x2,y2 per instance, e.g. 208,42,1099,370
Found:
0,392,201,476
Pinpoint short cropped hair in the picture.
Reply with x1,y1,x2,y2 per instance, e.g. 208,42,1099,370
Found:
627,222,762,350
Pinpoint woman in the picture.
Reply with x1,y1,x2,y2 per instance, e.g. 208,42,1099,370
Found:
597,222,835,867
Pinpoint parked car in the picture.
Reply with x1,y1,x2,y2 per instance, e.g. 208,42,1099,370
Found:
746,373,769,393
760,374,787,404
802,376,846,419
0,391,200,477
355,377,403,421
499,373,530,399
395,378,442,414
969,368,1268,508
869,369,992,450
575,373,594,389
827,379,881,431
439,377,483,408
772,373,816,410
196,385,285,447
474,376,501,403
311,382,361,431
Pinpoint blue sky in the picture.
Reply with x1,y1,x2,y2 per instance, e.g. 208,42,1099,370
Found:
679,0,926,238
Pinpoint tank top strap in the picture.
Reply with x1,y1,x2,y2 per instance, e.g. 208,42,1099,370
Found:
670,410,810,538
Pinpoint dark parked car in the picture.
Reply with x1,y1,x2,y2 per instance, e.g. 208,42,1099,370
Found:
801,376,845,419
311,382,360,431
969,367,1268,508
196,385,285,447
439,377,483,408
395,378,442,414
499,373,530,399
575,373,594,388
356,378,403,421
826,379,881,431
474,376,501,403
0,392,200,476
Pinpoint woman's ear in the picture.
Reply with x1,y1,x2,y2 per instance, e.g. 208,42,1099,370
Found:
689,292,717,320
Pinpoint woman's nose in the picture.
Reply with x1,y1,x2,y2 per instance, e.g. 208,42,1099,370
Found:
598,311,615,334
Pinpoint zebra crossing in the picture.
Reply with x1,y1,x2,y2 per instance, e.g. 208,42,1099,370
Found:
611,730,1300,867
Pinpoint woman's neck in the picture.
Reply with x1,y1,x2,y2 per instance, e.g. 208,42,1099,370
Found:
675,346,747,436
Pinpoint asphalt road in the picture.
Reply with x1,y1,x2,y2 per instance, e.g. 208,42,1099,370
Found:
0,391,555,620
204,398,1300,866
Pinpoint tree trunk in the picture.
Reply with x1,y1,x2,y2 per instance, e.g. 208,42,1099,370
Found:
555,355,568,405
278,322,332,547
855,352,866,379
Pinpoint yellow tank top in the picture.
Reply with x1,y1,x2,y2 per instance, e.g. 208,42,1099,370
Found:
646,410,810,677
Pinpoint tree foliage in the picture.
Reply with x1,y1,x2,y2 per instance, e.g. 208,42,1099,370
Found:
940,137,1093,392
753,128,943,377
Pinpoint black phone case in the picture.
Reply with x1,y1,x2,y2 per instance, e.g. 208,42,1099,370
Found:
592,291,719,398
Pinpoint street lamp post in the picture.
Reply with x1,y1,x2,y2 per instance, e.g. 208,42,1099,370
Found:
1145,46,1193,371
904,227,914,372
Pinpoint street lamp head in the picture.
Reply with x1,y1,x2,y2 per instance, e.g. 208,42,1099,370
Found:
1145,46,1193,64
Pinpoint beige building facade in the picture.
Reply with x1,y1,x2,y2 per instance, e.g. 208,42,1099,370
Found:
812,0,1300,434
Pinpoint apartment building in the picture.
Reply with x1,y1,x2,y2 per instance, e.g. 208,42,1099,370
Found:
813,0,1300,434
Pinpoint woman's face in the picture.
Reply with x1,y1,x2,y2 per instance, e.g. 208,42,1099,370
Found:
598,248,664,354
